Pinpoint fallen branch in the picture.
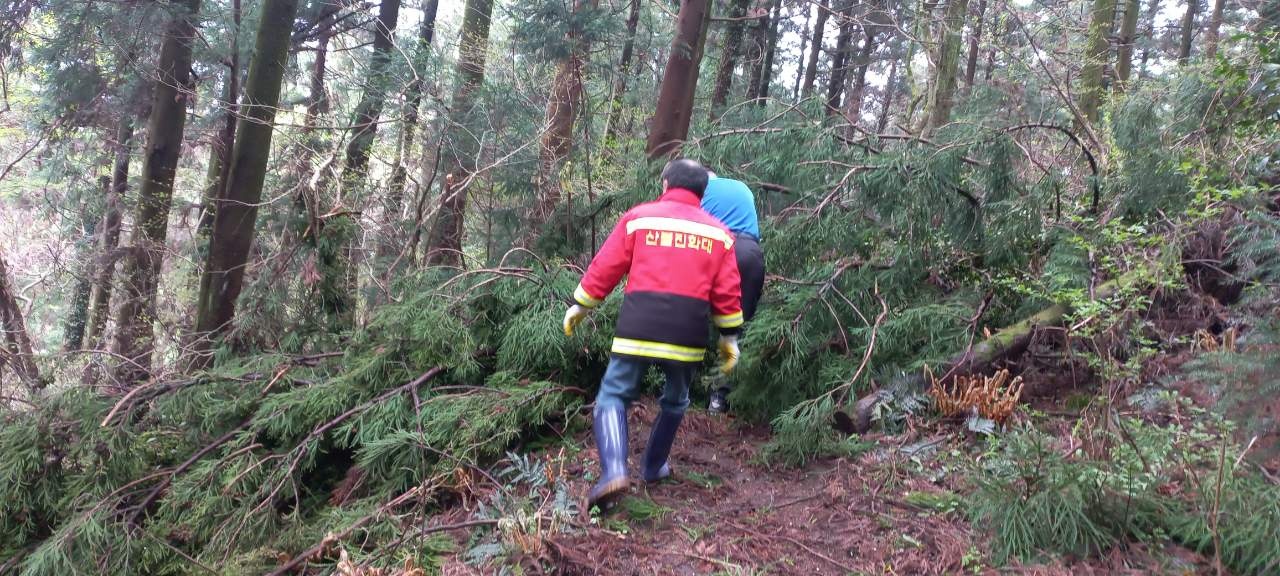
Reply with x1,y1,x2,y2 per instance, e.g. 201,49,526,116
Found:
243,366,449,540
127,421,251,526
832,287,889,408
628,542,751,572
753,491,820,513
729,520,856,574
1004,123,1102,214
266,482,495,576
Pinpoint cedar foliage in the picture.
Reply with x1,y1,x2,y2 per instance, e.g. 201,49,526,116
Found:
0,1,1278,573
0,268,594,573
969,420,1280,573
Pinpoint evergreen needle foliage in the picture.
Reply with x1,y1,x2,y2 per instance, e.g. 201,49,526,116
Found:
0,270,590,574
969,420,1280,573
969,428,1122,564
0,1,1277,572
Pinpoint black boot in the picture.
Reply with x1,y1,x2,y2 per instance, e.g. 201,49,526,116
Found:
708,386,730,415
642,410,684,483
588,405,629,509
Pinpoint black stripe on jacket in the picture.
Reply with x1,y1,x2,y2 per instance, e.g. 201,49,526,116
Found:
614,291,711,349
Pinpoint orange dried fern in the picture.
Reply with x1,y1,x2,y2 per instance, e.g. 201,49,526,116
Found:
335,550,428,576
1192,327,1237,353
926,366,1025,423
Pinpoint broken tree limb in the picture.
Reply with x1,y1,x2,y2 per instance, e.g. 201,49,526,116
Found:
838,264,1155,434
264,484,498,576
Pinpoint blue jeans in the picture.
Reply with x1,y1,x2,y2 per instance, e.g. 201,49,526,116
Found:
595,356,696,415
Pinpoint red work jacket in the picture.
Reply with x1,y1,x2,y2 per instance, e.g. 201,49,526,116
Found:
573,188,743,363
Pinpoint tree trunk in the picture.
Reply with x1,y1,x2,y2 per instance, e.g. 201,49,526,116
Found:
745,12,768,101
903,0,931,129
801,1,830,98
877,53,899,132
110,0,202,389
1138,0,1160,75
1178,0,1199,63
81,118,133,387
85,115,134,350
709,0,752,113
676,4,713,138
922,0,971,134
295,0,338,230
604,0,641,146
192,0,302,358
297,3,347,325
196,0,242,242
825,1,857,115
1078,0,1118,123
536,0,593,221
197,73,240,240
963,0,987,88
199,83,232,238
645,0,713,160
339,0,402,194
424,0,495,266
756,0,784,103
1115,0,1141,88
1203,0,1227,59
305,1,338,130
380,0,438,263
0,249,40,389
321,0,401,325
64,176,106,351
844,24,879,125
793,3,813,99
984,10,1006,82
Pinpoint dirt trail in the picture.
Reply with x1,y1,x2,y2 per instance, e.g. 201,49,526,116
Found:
506,401,1212,576
550,402,971,575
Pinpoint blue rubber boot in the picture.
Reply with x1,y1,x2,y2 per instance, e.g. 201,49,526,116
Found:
642,410,684,483
588,405,629,509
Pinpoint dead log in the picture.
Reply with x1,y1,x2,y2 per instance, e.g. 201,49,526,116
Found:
838,265,1154,434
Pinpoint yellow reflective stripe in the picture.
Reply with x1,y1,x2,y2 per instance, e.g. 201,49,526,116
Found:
574,284,602,308
713,311,744,328
625,217,734,249
611,338,706,362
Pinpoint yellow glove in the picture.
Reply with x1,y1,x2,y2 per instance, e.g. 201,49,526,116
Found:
717,334,740,374
563,304,590,336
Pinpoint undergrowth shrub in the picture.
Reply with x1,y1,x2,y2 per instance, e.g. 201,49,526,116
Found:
968,428,1123,563
761,396,873,467
968,419,1280,573
1161,471,1280,575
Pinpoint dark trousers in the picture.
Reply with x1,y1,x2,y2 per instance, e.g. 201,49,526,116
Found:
735,234,765,321
717,234,764,394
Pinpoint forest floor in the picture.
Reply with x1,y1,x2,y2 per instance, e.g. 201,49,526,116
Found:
427,399,1222,576
411,288,1280,575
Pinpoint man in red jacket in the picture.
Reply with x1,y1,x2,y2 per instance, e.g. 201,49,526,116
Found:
563,158,744,509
